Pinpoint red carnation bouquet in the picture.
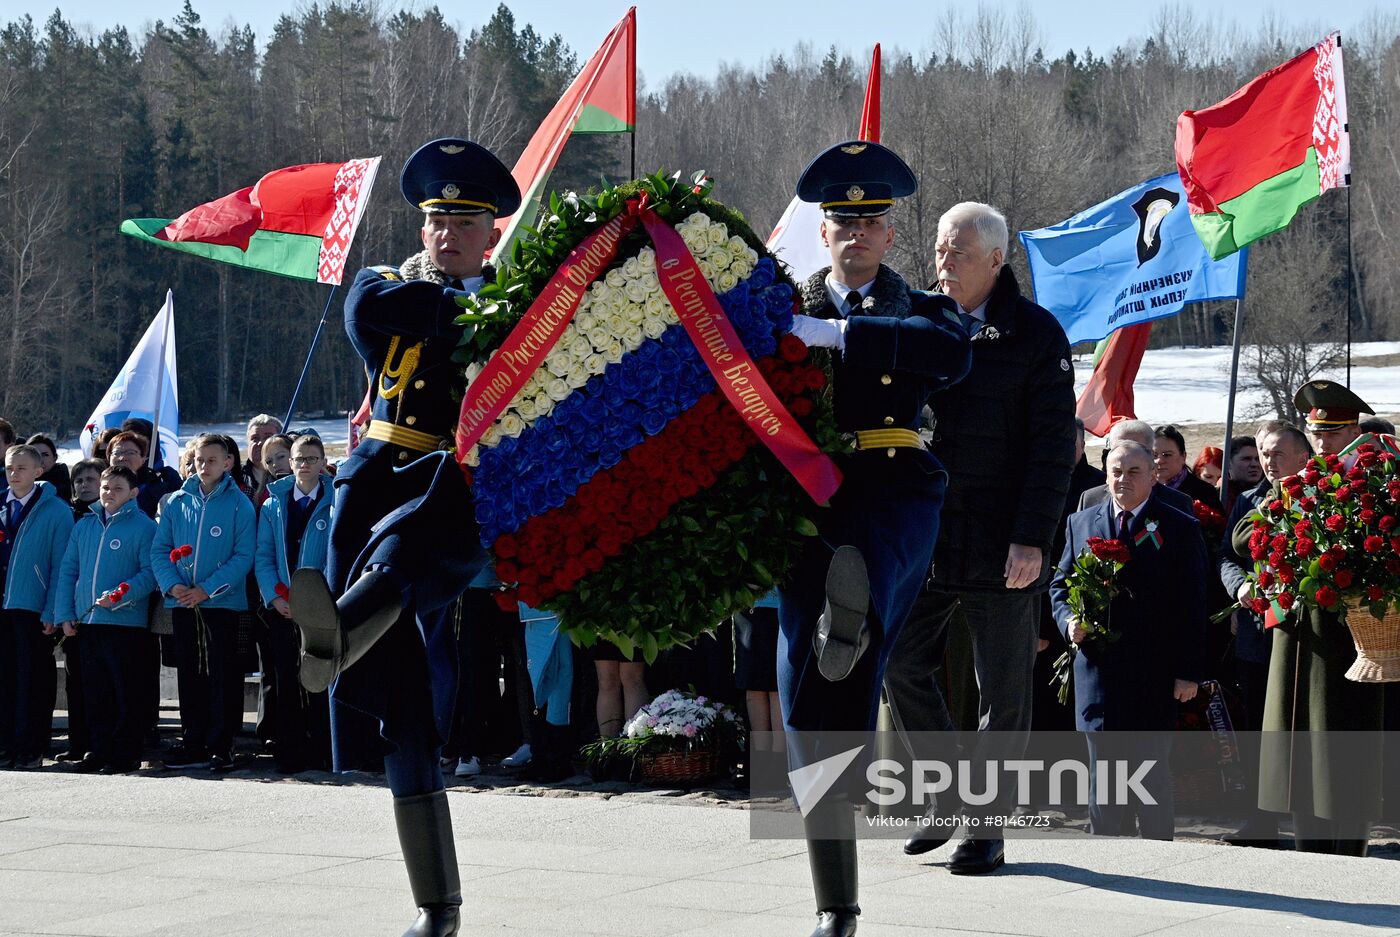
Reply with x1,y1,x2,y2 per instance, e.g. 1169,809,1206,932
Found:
1052,536,1132,704
1240,437,1400,681
1193,499,1227,549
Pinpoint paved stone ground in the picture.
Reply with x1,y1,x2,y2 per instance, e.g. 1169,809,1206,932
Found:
1,762,1398,937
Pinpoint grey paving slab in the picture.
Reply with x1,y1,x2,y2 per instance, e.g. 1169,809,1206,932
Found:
0,770,1396,937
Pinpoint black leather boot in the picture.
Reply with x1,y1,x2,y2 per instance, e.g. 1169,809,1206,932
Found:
813,546,870,682
292,568,403,692
393,790,462,937
804,803,859,937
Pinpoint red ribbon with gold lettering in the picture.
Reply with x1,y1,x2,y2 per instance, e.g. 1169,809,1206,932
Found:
455,197,842,504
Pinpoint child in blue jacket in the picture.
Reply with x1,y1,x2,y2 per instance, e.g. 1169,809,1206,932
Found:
0,445,75,769
150,434,255,771
53,466,156,772
254,433,333,772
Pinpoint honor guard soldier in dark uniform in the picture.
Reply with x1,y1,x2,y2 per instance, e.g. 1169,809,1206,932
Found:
779,142,971,937
1294,378,1372,456
292,138,520,937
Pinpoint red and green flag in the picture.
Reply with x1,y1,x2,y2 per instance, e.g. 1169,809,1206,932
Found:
492,7,636,262
1175,31,1349,260
121,158,382,285
1075,321,1153,438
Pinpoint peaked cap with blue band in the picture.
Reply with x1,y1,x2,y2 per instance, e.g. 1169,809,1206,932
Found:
796,141,918,218
401,138,521,218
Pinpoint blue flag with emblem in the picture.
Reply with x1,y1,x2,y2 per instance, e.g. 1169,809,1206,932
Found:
80,290,180,468
1018,172,1247,346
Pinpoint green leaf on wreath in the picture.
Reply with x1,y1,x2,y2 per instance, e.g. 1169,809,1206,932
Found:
680,516,702,532
794,517,819,536
736,542,749,561
1308,559,1321,578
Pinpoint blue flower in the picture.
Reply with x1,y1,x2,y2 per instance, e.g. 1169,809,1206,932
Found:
581,397,607,424
598,444,623,469
748,259,776,291
641,409,668,435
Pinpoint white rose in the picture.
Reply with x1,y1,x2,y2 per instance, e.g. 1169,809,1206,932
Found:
682,211,710,230
681,230,708,255
717,270,739,292
516,397,539,421
545,350,574,378
602,339,626,363
605,313,628,336
707,224,728,246
745,247,759,266
499,413,525,438
463,362,484,385
565,364,591,389
623,303,647,329
705,247,732,271
622,256,642,279
590,282,614,306
546,377,572,401
727,235,747,255
533,391,555,416
481,426,502,447
637,248,657,271
645,293,672,321
574,309,597,333
639,271,660,293
569,335,594,360
697,260,716,282
604,268,626,289
623,280,649,305
729,259,753,281
463,446,480,468
582,324,610,349
585,352,606,373
643,317,669,340
623,324,645,347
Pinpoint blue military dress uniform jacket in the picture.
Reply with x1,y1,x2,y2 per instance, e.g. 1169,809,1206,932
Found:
327,263,490,763
778,265,971,737
1050,490,1207,732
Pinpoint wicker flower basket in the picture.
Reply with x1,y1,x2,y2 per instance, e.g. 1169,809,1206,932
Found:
637,747,722,784
1342,599,1400,683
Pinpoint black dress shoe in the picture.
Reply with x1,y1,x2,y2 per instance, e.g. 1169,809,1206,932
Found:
74,755,105,774
809,908,858,937
209,752,235,772
402,904,459,937
162,745,209,768
55,749,87,763
948,837,1005,875
13,755,44,770
813,546,870,682
903,822,953,856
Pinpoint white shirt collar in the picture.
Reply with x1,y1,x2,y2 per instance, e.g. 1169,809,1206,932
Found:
458,275,485,294
1109,497,1149,525
293,482,320,503
957,298,990,323
824,273,874,318
5,487,36,509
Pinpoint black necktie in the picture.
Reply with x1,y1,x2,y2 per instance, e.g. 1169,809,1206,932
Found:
1118,510,1132,542
844,290,863,317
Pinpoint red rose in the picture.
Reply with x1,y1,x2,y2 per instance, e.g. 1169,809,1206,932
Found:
1335,483,1354,502
494,591,518,613
778,333,808,363
565,534,587,556
1250,598,1272,614
1282,476,1304,494
1257,570,1275,588
551,571,572,593
1364,535,1385,554
1277,592,1296,610
1267,499,1285,514
1360,509,1378,526
1347,467,1367,483
274,582,290,600
582,549,605,573
1277,566,1297,585
1303,467,1321,484
1324,514,1346,533
1361,493,1377,510
563,558,586,582
1318,553,1338,572
168,549,182,563
1293,519,1313,537
790,397,814,418
1334,569,1354,589
1366,585,1386,602
1314,586,1340,607
1295,538,1315,557
1298,497,1317,512
1317,477,1333,493
495,560,520,583
1387,558,1400,576
1381,516,1397,532
1271,534,1288,551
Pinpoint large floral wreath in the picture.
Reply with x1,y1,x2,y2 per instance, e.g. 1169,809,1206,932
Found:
452,172,844,660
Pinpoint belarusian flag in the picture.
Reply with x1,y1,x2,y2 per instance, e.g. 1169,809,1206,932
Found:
121,158,381,285
492,8,635,262
1175,31,1349,260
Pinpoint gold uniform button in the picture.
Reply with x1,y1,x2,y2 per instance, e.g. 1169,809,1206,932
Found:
880,374,892,385
413,379,426,390
883,416,894,425
886,448,897,458
397,451,409,462
405,415,417,426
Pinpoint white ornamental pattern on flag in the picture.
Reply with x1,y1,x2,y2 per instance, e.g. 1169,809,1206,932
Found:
317,157,381,285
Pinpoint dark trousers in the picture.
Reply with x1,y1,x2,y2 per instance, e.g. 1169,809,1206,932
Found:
884,589,1040,818
1,609,56,758
1292,811,1371,855
84,625,148,766
447,591,522,760
266,613,330,769
1085,733,1175,840
61,634,89,754
172,607,243,755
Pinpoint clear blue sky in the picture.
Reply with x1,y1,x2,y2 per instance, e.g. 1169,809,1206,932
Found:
11,0,1383,84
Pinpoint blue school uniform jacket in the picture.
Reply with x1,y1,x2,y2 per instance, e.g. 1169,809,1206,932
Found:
254,474,333,606
2,481,76,622
150,474,255,611
53,500,157,627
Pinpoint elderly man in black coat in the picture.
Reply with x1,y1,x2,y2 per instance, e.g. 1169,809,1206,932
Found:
1052,441,1206,839
885,201,1077,874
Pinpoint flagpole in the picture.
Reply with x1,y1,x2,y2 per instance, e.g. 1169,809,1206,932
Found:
283,285,339,429
630,130,636,180
1346,184,1354,383
1221,298,1244,510
149,290,174,469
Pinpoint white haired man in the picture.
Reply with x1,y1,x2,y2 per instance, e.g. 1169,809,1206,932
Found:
885,201,1077,873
